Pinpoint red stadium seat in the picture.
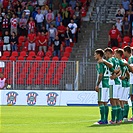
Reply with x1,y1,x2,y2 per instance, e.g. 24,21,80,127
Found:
18,56,25,60
37,51,44,57
48,46,52,52
45,51,52,57
9,56,16,61
0,56,8,60
130,42,133,47
117,37,122,43
3,51,10,57
44,79,51,85
11,51,18,57
44,56,50,61
123,36,130,43
52,56,59,61
26,56,34,60
20,51,27,57
35,56,42,60
112,47,118,51
26,79,32,85
29,51,36,57
34,78,42,85
61,56,68,61
16,78,24,84
65,47,72,53
121,42,128,49
52,78,59,85
63,52,70,58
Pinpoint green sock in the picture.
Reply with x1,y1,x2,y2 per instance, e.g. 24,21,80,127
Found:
124,104,129,118
116,105,121,121
126,104,129,118
121,108,124,120
111,106,117,122
104,105,109,122
132,101,133,117
99,105,105,122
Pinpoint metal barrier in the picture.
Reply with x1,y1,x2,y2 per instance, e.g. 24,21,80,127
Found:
0,61,97,91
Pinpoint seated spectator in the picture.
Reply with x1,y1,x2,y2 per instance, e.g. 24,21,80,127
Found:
45,9,55,30
38,31,48,53
28,17,36,34
109,24,120,48
65,26,73,46
122,0,130,12
123,16,130,36
116,10,123,21
3,31,11,51
55,13,62,27
27,29,36,51
52,35,63,59
116,18,123,37
116,4,125,16
57,22,66,42
48,24,58,46
10,32,18,51
68,19,77,42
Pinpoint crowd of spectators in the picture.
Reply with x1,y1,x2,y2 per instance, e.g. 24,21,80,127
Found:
109,0,133,48
0,0,91,59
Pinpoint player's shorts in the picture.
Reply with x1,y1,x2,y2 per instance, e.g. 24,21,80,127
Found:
130,84,133,95
118,86,124,100
98,88,109,102
109,85,120,99
121,87,130,101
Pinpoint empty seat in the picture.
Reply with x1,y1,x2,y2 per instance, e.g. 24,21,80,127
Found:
44,56,50,61
11,51,18,57
65,47,72,53
29,51,36,57
35,56,42,60
61,56,68,61
0,56,8,60
20,51,27,57
18,56,25,60
9,56,16,61
3,51,10,57
52,56,59,61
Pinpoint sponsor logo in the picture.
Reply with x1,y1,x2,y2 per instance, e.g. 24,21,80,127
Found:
46,92,58,106
6,91,18,105
26,92,38,106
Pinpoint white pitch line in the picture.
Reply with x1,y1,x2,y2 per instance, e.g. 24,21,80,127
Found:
1,119,98,127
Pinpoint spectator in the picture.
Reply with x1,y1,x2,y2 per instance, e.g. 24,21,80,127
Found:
52,0,60,16
74,6,81,20
123,16,130,36
41,5,48,17
28,17,35,34
57,22,66,42
45,9,55,30
41,25,48,35
10,32,18,51
10,14,18,35
38,31,48,53
7,9,12,20
35,9,44,32
19,14,27,36
122,0,130,12
2,14,9,36
3,31,10,51
27,29,36,51
0,13,2,31
24,5,30,19
0,72,7,90
116,18,123,37
109,24,120,48
116,10,123,21
55,13,62,27
69,0,76,9
52,35,63,59
68,19,77,42
116,4,125,16
65,26,73,46
62,0,68,9
48,24,58,46
16,7,22,18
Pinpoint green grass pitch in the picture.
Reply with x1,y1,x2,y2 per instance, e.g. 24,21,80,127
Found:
0,106,133,133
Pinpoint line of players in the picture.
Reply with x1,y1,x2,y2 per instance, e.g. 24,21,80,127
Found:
94,46,133,124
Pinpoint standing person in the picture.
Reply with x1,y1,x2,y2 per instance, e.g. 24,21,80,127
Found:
52,35,63,59
28,17,36,34
55,13,62,27
109,24,120,48
3,31,10,51
122,0,130,12
116,18,123,37
116,4,125,16
35,9,44,32
65,26,72,46
123,16,130,36
38,31,48,53
27,29,36,51
0,72,7,90
10,14,18,35
10,32,18,51
62,7,70,27
68,19,77,43
115,49,130,122
123,46,133,121
94,49,109,125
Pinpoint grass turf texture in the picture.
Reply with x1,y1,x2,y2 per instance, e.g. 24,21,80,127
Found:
0,106,133,133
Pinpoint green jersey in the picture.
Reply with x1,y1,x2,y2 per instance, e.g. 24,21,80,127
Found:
108,57,121,85
119,59,130,87
96,62,109,88
128,56,133,84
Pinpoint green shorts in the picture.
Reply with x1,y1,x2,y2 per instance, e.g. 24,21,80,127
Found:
130,84,133,95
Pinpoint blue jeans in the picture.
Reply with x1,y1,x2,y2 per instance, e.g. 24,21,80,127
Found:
54,50,61,59
49,37,55,46
37,23,42,32
72,34,75,42
12,44,17,51
65,39,70,46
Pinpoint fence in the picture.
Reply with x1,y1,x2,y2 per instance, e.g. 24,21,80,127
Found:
0,61,97,91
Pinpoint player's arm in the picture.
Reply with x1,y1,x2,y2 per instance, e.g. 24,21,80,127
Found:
126,64,133,73
110,68,121,79
95,73,103,92
98,59,113,68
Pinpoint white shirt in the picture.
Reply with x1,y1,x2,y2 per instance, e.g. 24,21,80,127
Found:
0,78,6,89
35,13,44,23
116,22,123,31
24,10,30,16
68,23,77,34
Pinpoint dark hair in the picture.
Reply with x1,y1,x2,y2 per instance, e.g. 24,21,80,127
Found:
104,47,113,54
115,49,123,57
123,46,132,54
95,49,104,57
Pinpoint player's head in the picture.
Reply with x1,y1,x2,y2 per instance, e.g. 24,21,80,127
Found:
123,46,132,58
94,49,104,60
104,47,113,59
115,49,123,58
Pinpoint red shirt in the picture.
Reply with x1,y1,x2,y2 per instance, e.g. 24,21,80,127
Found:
3,0,9,9
28,33,36,42
38,35,48,46
57,25,66,34
109,29,120,39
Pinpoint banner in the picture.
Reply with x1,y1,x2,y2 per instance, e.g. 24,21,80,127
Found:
0,90,132,106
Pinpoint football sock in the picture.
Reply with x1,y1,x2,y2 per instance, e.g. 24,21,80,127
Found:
121,108,124,120
104,105,109,122
99,104,105,122
111,106,117,122
123,104,129,118
116,105,121,121
132,101,133,117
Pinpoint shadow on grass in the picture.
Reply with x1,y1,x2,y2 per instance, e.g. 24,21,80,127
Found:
89,121,133,128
